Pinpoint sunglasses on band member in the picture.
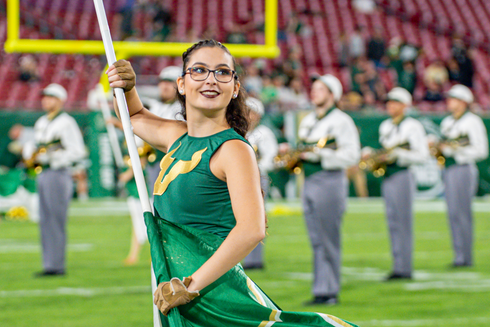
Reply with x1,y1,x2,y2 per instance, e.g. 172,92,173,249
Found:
183,67,237,83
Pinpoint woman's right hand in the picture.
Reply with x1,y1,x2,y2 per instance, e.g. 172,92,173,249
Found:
106,59,136,92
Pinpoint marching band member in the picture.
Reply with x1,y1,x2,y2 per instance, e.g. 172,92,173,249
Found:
298,75,360,305
106,115,149,266
145,66,183,194
242,97,278,270
31,83,87,276
439,84,488,267
375,87,429,280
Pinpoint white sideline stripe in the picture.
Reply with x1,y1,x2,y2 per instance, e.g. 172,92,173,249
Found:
268,198,490,214
68,206,130,217
0,243,93,253
0,285,151,298
66,198,490,217
357,317,490,326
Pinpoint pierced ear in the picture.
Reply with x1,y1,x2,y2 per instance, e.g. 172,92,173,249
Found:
234,81,241,97
176,77,185,95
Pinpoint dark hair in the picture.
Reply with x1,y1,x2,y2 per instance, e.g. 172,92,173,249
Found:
177,39,250,137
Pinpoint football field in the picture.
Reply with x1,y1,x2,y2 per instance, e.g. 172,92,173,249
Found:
1,197,489,327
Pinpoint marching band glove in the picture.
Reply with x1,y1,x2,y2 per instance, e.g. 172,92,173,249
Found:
154,277,200,316
301,151,322,162
389,148,402,160
113,60,136,93
35,151,50,165
441,146,456,158
361,146,374,156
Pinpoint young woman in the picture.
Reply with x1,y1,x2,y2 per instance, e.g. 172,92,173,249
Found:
107,39,357,327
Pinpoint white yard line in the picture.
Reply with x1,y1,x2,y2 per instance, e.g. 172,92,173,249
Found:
279,267,490,290
0,242,93,253
68,200,130,217
405,280,490,292
0,285,151,298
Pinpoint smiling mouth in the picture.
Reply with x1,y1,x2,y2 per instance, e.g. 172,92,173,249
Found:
200,91,220,98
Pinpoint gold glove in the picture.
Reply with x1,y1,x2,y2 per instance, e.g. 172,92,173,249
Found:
153,277,200,316
113,59,136,92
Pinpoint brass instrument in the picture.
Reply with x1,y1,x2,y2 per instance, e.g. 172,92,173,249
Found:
24,141,63,174
274,137,336,174
138,142,157,164
125,142,157,168
429,135,469,166
359,143,410,177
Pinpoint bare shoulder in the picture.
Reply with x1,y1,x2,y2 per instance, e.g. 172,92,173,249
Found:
220,139,256,164
166,121,188,147
210,139,258,181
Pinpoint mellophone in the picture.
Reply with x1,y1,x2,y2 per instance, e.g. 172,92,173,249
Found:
429,135,469,166
359,143,410,177
359,135,470,177
274,136,337,174
24,140,63,174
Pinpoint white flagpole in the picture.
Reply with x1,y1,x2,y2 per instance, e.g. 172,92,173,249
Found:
92,0,150,213
92,2,162,326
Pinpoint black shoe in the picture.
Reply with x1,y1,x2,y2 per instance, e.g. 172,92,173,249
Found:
450,262,472,268
34,270,65,277
384,272,412,281
304,295,339,306
242,263,264,270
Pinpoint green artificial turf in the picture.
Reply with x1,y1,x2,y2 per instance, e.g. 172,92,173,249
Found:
0,198,489,326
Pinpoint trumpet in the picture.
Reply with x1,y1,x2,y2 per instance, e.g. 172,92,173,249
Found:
274,137,336,174
429,135,469,165
359,143,409,177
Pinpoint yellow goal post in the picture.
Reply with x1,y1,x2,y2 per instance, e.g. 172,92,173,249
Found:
4,0,281,59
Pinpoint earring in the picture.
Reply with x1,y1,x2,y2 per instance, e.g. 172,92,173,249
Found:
232,93,237,99
179,90,184,94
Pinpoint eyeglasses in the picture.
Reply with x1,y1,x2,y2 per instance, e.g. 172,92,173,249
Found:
183,67,237,83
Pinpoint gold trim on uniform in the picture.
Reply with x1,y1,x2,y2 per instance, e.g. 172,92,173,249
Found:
153,143,207,195
317,313,353,327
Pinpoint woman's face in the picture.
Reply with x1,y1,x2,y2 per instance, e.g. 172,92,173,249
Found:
177,47,240,113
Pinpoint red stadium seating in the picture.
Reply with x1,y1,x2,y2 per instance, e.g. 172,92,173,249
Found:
1,0,490,111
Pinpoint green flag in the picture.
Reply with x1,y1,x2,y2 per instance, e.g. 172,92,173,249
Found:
144,212,359,327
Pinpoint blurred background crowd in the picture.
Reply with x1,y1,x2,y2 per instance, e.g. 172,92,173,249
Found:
1,0,490,113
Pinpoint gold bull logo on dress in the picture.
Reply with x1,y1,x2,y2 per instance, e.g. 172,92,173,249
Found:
153,143,207,195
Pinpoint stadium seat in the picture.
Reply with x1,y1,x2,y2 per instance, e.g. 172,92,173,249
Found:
3,0,490,111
